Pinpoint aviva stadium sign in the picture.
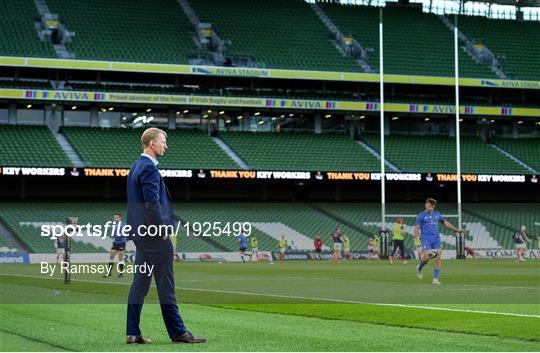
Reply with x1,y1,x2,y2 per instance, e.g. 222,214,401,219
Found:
1,56,539,90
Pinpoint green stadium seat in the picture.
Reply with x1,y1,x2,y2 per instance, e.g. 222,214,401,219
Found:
318,3,496,78
0,0,56,58
220,132,380,172
0,202,221,253
361,134,529,174
458,15,540,80
4,201,531,252
45,0,204,64
0,125,71,167
62,127,239,169
189,0,360,72
495,138,540,172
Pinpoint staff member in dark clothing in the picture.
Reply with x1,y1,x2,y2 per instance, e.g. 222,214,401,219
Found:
126,127,207,345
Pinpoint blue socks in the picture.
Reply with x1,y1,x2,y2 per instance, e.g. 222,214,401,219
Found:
433,268,440,279
418,261,427,272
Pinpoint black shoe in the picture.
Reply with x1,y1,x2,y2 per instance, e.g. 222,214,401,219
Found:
171,331,208,344
127,335,151,344
118,273,123,278
103,274,111,277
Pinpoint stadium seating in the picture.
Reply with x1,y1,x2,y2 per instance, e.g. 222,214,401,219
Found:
0,202,221,253
317,203,457,250
495,138,540,172
0,202,370,253
0,203,107,253
457,15,540,80
189,0,360,72
1,0,538,82
464,203,540,249
0,233,17,252
381,203,506,249
0,125,71,167
0,80,53,90
62,127,239,169
361,134,529,174
0,125,535,175
220,132,381,171
315,202,540,250
318,3,496,78
3,201,532,252
0,0,56,58
45,0,202,63
176,202,368,251
1,0,536,82
175,203,278,252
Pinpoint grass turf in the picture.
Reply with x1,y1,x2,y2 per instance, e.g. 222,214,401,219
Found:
0,331,67,352
0,260,539,351
1,304,539,352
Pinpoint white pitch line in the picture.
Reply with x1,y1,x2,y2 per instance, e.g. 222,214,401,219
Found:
4,273,540,318
464,284,540,290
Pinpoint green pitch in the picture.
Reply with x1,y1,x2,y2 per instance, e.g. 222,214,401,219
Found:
1,259,539,351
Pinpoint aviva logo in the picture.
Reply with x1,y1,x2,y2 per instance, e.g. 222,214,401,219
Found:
265,99,336,109
480,80,498,87
289,100,336,109
432,105,456,113
191,67,211,75
24,90,104,101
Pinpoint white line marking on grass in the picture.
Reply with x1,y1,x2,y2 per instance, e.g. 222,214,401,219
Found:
464,284,539,290
4,273,540,318
442,287,522,291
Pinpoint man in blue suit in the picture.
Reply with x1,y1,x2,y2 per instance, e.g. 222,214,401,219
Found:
126,127,207,344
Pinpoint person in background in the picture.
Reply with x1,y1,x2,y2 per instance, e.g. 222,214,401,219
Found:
249,234,259,261
314,236,323,260
331,228,343,262
239,233,248,263
277,236,287,261
55,232,66,263
372,234,380,258
342,235,351,260
389,218,407,264
367,237,375,258
514,225,532,261
104,212,127,278
465,245,480,259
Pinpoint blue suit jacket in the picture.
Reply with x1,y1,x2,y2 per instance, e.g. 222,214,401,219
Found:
126,156,177,246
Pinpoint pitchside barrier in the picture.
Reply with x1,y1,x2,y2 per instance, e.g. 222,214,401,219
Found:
23,248,540,265
28,251,273,263
0,252,30,264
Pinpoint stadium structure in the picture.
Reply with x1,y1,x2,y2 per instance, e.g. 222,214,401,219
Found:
0,0,539,351
0,0,538,259
0,0,539,258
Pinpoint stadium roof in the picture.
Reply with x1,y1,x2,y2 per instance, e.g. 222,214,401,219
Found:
465,0,540,7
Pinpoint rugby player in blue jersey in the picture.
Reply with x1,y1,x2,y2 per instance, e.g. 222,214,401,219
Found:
414,198,467,284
